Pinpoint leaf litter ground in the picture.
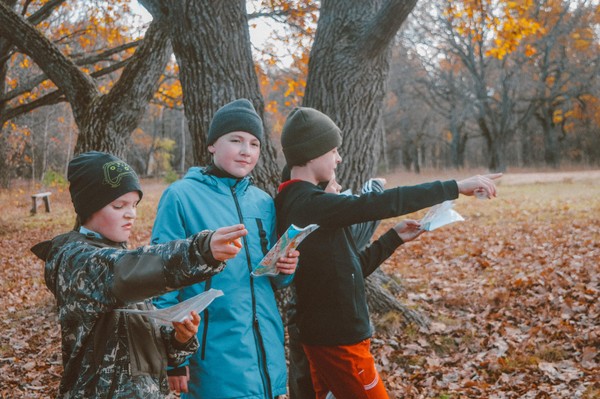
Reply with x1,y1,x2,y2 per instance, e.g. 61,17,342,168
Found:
0,173,598,398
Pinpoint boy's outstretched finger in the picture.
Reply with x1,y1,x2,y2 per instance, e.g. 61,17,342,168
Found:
210,224,248,261
483,173,503,181
215,224,248,244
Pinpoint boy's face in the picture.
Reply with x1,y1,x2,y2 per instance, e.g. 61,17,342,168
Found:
84,191,140,243
309,148,342,184
208,131,260,178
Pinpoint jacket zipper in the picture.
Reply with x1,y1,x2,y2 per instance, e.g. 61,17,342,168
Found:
231,184,273,399
144,300,167,384
201,278,212,360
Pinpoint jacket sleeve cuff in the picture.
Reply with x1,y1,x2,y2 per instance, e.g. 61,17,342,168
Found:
167,366,188,376
443,180,460,200
194,230,221,267
382,228,404,248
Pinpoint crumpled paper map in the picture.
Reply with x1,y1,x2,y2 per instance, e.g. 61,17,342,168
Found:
117,288,224,326
420,201,465,231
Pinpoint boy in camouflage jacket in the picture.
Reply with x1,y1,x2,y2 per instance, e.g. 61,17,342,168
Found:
31,151,247,398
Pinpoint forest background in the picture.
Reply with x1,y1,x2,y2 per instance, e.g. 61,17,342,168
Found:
0,0,598,398
1,0,599,188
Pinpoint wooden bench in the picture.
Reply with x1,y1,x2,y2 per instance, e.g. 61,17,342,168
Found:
31,192,52,215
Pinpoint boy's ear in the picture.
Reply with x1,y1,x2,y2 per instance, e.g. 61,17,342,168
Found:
208,145,216,154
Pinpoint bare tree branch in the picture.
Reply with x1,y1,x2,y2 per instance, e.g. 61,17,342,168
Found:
0,89,65,124
0,0,97,120
1,41,139,103
100,19,171,122
27,0,65,25
358,0,418,59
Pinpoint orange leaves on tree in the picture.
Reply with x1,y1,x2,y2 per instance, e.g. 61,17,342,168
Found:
3,122,32,170
154,62,183,109
7,0,143,111
445,0,543,60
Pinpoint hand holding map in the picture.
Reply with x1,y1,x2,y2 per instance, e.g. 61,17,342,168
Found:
251,224,319,277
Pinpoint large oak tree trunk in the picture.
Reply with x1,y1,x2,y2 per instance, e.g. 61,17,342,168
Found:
303,0,427,326
160,0,280,193
74,20,172,158
303,0,418,192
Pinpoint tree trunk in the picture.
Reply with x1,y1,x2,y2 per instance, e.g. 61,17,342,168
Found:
0,1,20,187
303,0,417,192
478,116,508,173
366,269,429,328
161,0,280,193
304,0,427,325
538,111,561,168
0,42,10,188
74,19,172,158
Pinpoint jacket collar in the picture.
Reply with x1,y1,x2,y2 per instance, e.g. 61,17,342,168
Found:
183,166,252,194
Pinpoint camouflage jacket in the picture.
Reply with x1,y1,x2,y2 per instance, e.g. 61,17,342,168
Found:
31,230,225,398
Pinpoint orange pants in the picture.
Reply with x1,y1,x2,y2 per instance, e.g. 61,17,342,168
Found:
302,339,390,399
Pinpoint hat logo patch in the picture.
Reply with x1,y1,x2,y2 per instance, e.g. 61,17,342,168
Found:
103,161,135,188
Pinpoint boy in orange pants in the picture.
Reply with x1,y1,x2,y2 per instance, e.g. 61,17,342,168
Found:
275,107,501,398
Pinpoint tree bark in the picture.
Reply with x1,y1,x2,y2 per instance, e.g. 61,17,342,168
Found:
159,0,280,193
0,2,172,159
303,0,417,192
303,0,427,325
74,19,172,157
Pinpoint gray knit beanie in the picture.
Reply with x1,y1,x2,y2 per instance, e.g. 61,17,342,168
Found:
68,151,143,223
281,107,342,166
207,99,264,145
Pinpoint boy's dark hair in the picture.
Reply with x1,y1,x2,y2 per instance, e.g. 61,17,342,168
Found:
281,107,342,167
68,151,143,223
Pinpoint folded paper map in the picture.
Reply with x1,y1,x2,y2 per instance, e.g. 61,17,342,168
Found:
251,224,319,277
420,201,465,231
117,288,224,326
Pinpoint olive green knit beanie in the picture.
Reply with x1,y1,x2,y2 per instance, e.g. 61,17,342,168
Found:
281,107,342,166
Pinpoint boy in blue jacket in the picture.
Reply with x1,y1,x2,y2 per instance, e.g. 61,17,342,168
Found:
151,99,298,398
275,107,501,398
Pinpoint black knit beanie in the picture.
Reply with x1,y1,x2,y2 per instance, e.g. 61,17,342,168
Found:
207,99,264,145
280,107,342,166
68,151,143,222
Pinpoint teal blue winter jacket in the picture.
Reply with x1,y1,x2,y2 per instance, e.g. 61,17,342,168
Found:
151,167,292,399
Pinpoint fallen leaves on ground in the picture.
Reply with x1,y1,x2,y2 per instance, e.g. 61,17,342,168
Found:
1,177,599,398
374,181,599,398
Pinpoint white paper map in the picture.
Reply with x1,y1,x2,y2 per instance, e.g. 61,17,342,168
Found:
251,224,319,277
420,201,465,231
117,288,224,326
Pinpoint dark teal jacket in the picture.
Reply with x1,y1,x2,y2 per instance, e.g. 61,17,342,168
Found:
152,167,292,399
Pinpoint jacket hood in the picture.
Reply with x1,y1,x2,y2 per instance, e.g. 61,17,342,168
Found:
31,232,75,261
